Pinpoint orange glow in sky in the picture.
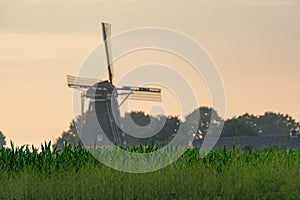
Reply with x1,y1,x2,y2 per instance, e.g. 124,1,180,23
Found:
0,0,299,146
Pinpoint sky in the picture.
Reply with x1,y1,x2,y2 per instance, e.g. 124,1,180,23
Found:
0,0,300,146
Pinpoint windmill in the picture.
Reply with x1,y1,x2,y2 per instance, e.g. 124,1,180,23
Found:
67,22,162,146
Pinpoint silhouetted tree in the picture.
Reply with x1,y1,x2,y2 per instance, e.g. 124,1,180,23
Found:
183,106,223,139
153,115,180,145
53,120,81,150
0,131,6,148
57,109,300,148
127,111,151,127
256,112,300,136
238,113,259,130
222,118,258,137
122,111,180,146
226,112,300,136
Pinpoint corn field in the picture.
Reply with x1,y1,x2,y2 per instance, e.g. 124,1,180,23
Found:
0,142,299,199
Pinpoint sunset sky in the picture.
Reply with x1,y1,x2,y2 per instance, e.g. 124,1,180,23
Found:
1,0,300,146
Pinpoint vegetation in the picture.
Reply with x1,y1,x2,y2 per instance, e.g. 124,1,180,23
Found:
0,142,299,199
222,118,258,137
0,131,6,148
1,108,298,198
54,120,81,150
237,112,300,136
52,107,300,148
188,108,300,138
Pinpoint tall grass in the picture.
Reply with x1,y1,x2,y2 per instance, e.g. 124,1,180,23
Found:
0,142,299,199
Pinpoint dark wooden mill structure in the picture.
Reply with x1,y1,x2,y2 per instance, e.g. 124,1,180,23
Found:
67,22,162,146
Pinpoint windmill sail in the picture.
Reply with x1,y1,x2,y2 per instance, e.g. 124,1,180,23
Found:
67,75,162,102
129,92,162,102
118,86,162,102
101,22,114,83
67,75,99,89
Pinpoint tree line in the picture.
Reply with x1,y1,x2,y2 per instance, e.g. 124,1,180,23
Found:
0,107,299,148
52,107,300,149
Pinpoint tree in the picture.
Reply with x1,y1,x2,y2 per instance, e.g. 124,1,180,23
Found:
122,111,180,146
0,131,6,148
57,108,300,149
225,112,300,137
127,111,151,127
183,106,223,139
152,115,180,145
256,112,300,136
221,118,258,137
53,120,81,150
54,111,180,148
237,113,259,131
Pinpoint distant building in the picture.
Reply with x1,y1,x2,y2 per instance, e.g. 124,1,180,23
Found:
193,135,300,150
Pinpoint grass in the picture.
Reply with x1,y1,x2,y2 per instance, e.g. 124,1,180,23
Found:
0,142,299,199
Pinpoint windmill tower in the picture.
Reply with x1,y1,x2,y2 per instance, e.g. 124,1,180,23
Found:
67,22,162,146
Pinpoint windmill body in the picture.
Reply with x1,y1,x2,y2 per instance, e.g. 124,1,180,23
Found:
84,80,124,146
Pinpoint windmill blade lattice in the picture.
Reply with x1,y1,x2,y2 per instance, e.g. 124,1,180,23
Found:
67,75,100,89
102,22,114,83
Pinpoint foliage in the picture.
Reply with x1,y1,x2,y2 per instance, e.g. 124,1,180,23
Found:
0,131,6,148
54,108,300,147
183,106,224,139
54,111,181,147
222,118,258,137
53,120,81,150
257,112,300,135
238,112,300,136
0,143,299,199
126,111,151,127
122,111,180,145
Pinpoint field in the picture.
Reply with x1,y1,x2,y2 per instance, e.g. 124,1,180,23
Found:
0,142,299,200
